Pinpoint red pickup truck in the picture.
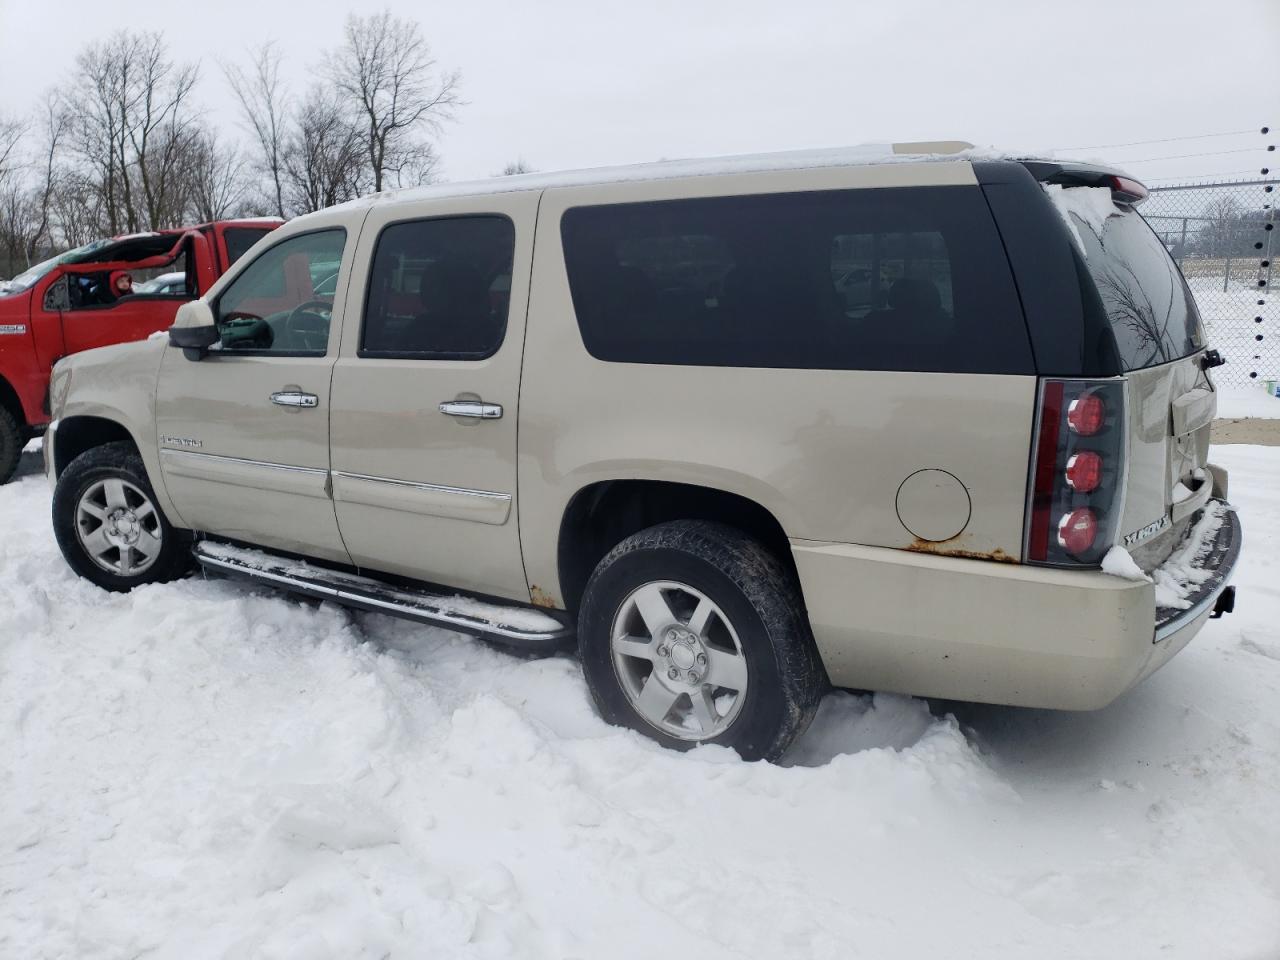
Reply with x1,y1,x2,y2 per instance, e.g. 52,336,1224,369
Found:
0,219,281,482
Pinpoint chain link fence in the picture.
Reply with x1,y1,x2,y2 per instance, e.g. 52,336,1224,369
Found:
1144,177,1276,385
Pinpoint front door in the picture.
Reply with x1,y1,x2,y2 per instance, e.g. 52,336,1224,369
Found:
155,226,355,564
329,194,538,601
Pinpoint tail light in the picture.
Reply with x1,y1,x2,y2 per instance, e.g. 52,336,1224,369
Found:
1025,378,1126,566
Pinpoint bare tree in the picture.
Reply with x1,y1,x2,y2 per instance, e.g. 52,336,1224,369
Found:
50,172,107,248
185,132,247,222
25,98,68,261
224,42,289,218
65,32,199,233
0,114,24,185
0,113,36,275
498,158,534,176
282,87,366,214
1198,194,1246,259
0,97,69,272
326,9,461,193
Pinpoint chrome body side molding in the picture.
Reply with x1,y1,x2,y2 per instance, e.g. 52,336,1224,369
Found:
159,449,331,499
331,470,512,525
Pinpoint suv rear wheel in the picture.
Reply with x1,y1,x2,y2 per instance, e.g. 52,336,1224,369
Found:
578,520,825,761
52,442,193,591
0,406,22,485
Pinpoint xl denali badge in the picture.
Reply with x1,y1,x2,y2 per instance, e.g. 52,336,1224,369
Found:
1123,515,1171,547
161,436,202,448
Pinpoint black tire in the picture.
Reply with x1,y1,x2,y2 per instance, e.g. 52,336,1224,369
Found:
578,520,826,762
52,441,193,592
0,405,22,485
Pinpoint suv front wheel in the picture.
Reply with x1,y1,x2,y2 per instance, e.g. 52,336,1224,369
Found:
578,521,825,761
52,442,193,592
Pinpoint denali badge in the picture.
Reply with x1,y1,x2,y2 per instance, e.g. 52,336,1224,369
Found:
161,436,202,448
0,324,27,335
1123,515,1171,547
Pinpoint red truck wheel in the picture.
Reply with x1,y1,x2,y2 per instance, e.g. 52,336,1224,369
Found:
0,407,22,485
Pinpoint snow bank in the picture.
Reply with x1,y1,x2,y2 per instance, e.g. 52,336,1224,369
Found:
3,446,1279,958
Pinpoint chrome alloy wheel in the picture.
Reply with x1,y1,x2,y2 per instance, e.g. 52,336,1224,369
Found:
75,478,163,576
610,580,750,741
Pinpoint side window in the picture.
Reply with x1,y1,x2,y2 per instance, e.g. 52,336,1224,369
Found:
215,229,346,355
560,187,1033,374
64,271,136,310
224,227,273,267
43,275,70,312
360,216,515,360
831,230,953,319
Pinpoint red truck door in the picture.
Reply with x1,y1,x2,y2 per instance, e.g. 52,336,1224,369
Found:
57,272,185,355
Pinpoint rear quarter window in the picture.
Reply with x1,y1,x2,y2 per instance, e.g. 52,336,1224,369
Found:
559,186,1034,374
224,227,273,267
1068,207,1204,371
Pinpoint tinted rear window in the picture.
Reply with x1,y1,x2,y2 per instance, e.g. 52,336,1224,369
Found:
1069,206,1203,371
560,187,1033,373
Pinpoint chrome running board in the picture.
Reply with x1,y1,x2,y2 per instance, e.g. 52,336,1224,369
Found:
193,540,573,651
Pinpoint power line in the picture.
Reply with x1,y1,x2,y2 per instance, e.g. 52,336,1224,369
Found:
1118,147,1264,163
1061,129,1255,151
1145,169,1259,181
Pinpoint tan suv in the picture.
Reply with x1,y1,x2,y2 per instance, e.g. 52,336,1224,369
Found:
44,142,1241,761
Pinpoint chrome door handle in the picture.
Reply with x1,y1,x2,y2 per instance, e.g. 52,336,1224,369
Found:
271,391,319,408
438,400,503,419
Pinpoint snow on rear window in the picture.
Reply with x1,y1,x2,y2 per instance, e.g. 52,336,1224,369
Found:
1045,184,1204,371
1042,184,1117,255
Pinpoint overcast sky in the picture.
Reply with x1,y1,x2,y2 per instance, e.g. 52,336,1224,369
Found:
1,0,1275,185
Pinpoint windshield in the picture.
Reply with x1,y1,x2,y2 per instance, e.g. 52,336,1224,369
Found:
1070,205,1203,371
3,239,113,294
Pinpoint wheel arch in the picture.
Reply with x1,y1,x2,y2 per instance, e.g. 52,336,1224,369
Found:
556,478,800,615
53,416,142,479
0,373,25,427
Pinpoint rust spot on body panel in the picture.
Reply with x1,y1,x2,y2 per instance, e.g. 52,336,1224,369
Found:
529,585,559,608
906,539,1017,563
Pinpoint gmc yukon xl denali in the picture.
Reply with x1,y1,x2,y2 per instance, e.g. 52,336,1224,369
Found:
43,143,1241,761
0,219,280,483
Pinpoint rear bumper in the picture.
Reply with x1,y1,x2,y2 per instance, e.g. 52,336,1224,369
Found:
1154,504,1241,642
791,503,1241,710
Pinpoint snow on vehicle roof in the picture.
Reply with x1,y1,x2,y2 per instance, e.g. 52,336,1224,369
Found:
335,140,1045,211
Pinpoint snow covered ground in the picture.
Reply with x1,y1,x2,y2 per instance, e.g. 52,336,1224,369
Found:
2,441,1279,959
1217,382,1280,420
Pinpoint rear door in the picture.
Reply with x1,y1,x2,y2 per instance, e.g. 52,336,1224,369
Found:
328,192,539,602
1064,192,1215,567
